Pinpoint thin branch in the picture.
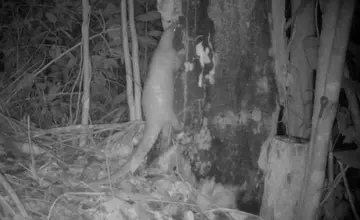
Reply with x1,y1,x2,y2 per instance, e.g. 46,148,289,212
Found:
80,0,92,147
122,0,136,120
128,0,142,120
339,162,360,220
0,173,28,217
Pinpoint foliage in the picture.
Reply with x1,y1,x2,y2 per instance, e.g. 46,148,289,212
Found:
0,0,161,129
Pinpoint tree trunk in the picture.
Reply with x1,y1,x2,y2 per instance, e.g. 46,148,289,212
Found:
174,0,277,214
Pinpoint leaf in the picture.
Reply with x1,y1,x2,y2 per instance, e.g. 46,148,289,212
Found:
14,214,26,220
92,76,105,89
334,150,360,168
103,2,118,16
183,211,195,220
51,106,63,119
46,36,58,43
109,39,124,58
108,24,121,40
107,16,121,27
342,136,353,144
197,178,215,211
138,36,158,47
148,30,162,37
110,47,124,60
47,85,60,102
45,12,57,23
91,55,104,63
341,126,355,144
21,74,35,89
336,108,349,133
93,42,104,52
343,78,360,97
335,200,350,219
113,93,126,104
136,11,161,21
30,31,47,42
135,203,151,220
66,56,77,68
109,38,121,47
36,82,46,90
49,45,61,59
104,58,119,70
102,70,115,79
56,46,61,58
59,27,72,39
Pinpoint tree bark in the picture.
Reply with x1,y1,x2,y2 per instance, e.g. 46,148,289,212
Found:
284,0,315,138
175,0,277,214
260,136,307,220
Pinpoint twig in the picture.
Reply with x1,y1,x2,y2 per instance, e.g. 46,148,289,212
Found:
284,0,311,31
79,0,92,148
338,162,360,220
122,0,136,121
27,116,38,181
104,130,116,196
0,173,29,217
0,194,17,217
325,139,335,215
6,26,121,101
320,166,349,206
47,192,104,220
143,2,149,79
